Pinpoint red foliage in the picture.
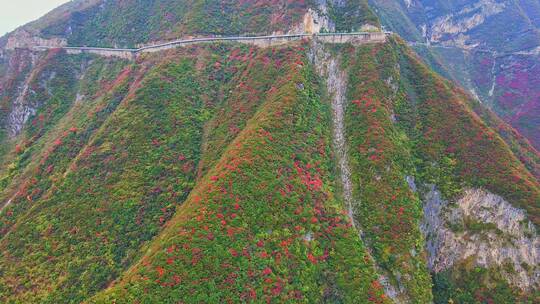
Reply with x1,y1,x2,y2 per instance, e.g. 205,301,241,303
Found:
45,165,54,174
262,267,272,276
156,266,165,277
293,161,323,191
307,253,317,264
53,138,62,147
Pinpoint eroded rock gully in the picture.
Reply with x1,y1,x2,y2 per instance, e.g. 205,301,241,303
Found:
310,41,404,302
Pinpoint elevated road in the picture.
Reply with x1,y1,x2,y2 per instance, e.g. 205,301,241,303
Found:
34,32,390,59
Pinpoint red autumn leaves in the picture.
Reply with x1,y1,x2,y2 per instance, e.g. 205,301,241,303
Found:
53,138,63,147
350,88,389,164
293,161,323,191
352,88,379,114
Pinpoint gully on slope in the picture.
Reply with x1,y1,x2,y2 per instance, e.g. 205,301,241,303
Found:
310,41,404,302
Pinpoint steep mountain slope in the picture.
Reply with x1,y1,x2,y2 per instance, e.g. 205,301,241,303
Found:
370,0,540,150
89,45,394,303
88,37,540,304
0,1,539,303
340,38,539,302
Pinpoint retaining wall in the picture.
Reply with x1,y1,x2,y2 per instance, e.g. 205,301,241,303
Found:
34,32,389,59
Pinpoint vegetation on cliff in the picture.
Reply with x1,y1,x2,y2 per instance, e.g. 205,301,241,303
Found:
0,1,538,303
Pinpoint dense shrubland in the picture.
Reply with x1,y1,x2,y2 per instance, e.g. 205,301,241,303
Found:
91,44,389,303
0,34,538,304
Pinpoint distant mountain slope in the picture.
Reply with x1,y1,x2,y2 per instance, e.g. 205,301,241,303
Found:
370,0,540,150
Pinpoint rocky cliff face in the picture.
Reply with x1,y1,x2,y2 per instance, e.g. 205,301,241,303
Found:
0,49,36,144
0,49,58,139
6,65,37,137
288,7,335,35
5,29,67,50
421,0,507,47
290,0,381,35
421,186,539,290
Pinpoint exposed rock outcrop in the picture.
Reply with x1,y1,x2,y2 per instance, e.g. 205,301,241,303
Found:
0,49,40,137
428,0,505,47
7,68,38,137
289,1,335,34
5,29,67,50
421,186,540,290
